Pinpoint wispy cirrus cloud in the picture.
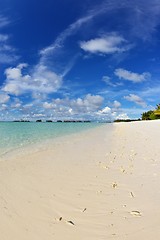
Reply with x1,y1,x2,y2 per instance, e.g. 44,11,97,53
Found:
38,0,160,80
39,1,118,59
102,75,123,87
100,0,160,41
39,1,115,77
0,16,19,64
125,0,160,41
1,1,160,121
0,34,9,42
0,15,10,28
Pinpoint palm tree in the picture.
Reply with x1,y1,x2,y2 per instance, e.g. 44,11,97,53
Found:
156,104,160,110
142,111,153,120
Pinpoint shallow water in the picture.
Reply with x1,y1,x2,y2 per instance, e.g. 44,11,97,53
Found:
0,122,101,157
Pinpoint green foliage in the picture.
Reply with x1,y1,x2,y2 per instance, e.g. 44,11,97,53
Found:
142,105,160,120
149,112,158,120
141,111,153,120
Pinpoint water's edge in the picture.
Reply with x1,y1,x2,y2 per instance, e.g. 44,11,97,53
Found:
0,122,106,160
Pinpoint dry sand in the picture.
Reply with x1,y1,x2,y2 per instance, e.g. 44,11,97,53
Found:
0,120,160,239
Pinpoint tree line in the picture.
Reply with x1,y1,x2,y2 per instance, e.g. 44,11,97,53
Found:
142,104,160,120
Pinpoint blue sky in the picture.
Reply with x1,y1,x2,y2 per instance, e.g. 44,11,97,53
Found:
0,0,160,121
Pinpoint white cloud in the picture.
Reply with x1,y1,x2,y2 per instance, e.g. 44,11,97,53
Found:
114,68,151,83
113,100,121,108
98,106,112,114
42,94,104,118
39,2,114,58
10,98,22,109
0,93,10,103
124,94,147,107
2,64,63,96
32,65,62,93
1,104,8,110
115,113,129,120
80,34,131,54
32,113,45,118
72,94,104,113
39,3,117,77
40,14,95,57
43,102,53,109
97,104,128,121
39,0,160,61
5,66,22,79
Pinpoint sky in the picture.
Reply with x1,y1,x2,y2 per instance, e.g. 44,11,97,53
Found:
0,0,160,121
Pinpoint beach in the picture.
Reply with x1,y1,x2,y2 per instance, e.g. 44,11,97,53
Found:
0,120,160,239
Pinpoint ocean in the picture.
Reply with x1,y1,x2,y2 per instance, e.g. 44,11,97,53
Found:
0,122,101,157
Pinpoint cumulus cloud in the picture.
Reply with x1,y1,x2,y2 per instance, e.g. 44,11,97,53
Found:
73,94,104,113
43,94,104,115
97,104,129,121
39,0,160,60
43,102,53,109
39,0,160,62
124,94,147,107
113,100,121,108
114,68,151,83
80,34,131,55
29,94,108,121
98,106,112,114
2,64,62,96
115,113,129,120
39,1,116,58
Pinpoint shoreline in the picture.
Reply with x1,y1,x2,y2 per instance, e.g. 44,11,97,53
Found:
0,120,160,239
0,122,105,161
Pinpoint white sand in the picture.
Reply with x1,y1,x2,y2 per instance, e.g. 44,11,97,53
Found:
0,120,160,239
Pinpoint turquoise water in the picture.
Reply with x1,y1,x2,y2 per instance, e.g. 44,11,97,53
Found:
0,122,100,157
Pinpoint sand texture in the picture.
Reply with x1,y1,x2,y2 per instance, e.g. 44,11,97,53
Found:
0,120,160,239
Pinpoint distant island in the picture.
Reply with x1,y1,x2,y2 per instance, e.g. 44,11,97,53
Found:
13,119,92,123
12,104,160,123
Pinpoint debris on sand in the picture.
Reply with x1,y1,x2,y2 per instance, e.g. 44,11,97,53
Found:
130,211,141,216
82,208,87,212
67,220,75,226
112,182,118,188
